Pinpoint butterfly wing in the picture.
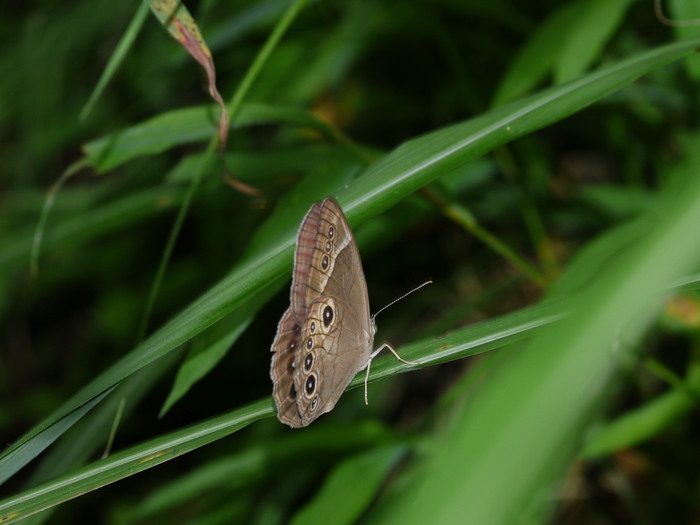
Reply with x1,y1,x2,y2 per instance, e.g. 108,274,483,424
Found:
270,307,304,427
270,198,374,427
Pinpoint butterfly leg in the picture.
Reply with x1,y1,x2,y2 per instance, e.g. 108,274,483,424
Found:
363,343,419,405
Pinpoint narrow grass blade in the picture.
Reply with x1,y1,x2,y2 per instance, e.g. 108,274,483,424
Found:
0,399,273,524
79,2,149,121
0,388,114,486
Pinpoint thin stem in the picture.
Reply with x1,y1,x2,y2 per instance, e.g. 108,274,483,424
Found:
422,185,548,289
225,0,308,120
30,160,85,277
136,0,309,342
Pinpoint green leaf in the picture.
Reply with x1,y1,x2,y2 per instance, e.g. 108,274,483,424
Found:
19,352,182,525
0,388,114,486
158,302,261,418
0,399,273,524
577,183,656,221
82,103,345,172
165,145,359,184
668,0,700,80
554,0,638,83
582,362,700,458
491,2,582,107
368,130,700,525
126,421,395,522
291,445,407,525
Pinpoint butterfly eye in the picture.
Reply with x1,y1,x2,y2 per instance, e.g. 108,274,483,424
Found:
304,353,313,370
321,255,329,270
328,226,335,239
311,396,318,410
310,321,316,332
306,337,313,349
323,305,333,326
305,374,316,395
325,240,332,252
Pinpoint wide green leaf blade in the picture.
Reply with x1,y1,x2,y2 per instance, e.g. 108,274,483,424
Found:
554,0,637,83
369,133,700,525
291,445,407,525
82,103,344,172
491,2,582,106
582,362,700,458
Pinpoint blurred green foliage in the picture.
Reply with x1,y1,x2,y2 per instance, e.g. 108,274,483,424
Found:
1,0,700,523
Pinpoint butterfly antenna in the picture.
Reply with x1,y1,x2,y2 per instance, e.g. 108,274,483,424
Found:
371,280,432,321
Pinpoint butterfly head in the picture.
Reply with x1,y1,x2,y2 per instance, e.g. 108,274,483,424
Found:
370,316,378,336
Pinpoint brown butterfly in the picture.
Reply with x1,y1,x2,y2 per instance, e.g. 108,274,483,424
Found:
270,198,418,427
